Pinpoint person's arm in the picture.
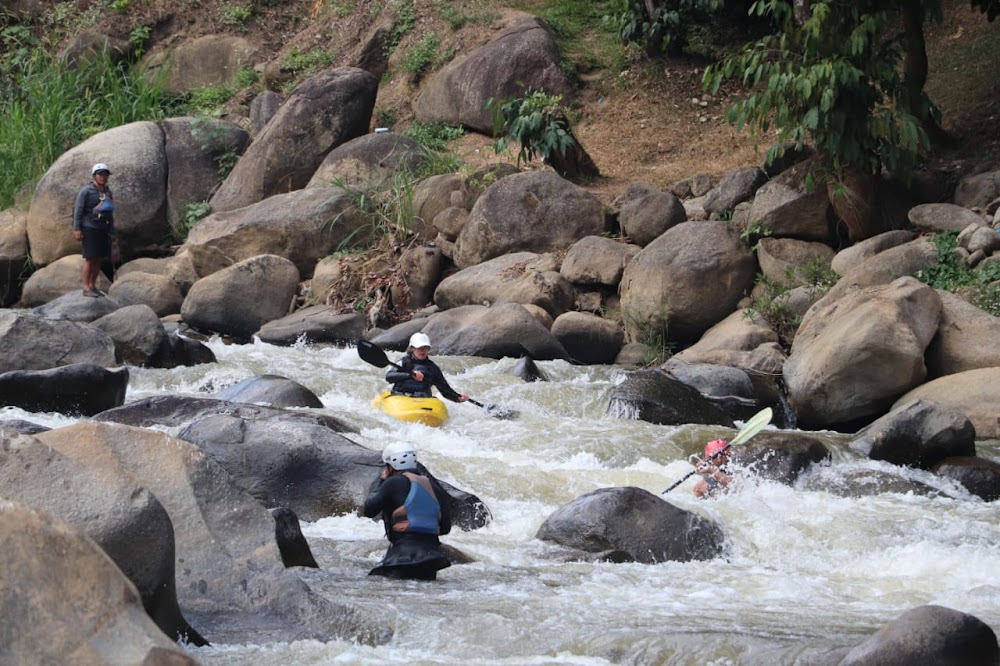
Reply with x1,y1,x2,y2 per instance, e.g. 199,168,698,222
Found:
106,188,116,236
363,473,409,518
385,356,413,384
427,361,466,403
72,186,88,232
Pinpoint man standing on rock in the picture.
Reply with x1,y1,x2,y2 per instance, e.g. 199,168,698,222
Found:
72,163,116,297
363,441,452,580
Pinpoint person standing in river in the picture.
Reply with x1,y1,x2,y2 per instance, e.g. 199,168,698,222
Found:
363,441,452,580
72,162,116,297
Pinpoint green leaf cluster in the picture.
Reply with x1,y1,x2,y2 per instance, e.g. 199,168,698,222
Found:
607,0,722,56
704,1,939,184
487,89,577,168
916,231,1000,315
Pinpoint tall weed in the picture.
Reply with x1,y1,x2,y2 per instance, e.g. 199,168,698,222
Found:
0,49,174,208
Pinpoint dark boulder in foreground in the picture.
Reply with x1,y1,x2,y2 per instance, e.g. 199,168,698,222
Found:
840,604,999,666
536,486,725,563
0,363,128,416
605,368,735,427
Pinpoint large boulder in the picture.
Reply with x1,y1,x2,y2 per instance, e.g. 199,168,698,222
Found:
31,288,122,322
181,254,299,341
145,35,258,94
550,311,624,364
96,395,354,433
255,307,365,346
848,399,977,469
619,221,756,343
831,230,917,275
932,457,1000,501
907,203,989,233
0,363,128,416
209,68,378,212
412,14,571,134
107,271,184,316
0,208,29,306
19,254,112,305
819,237,940,307
748,159,834,243
454,171,607,268
954,169,1000,209
307,132,427,190
161,117,250,232
895,367,1000,439
755,237,836,288
729,431,830,485
703,166,768,216
214,374,324,409
0,310,116,372
434,252,576,318
418,303,570,360
0,502,198,665
605,368,736,427
615,181,687,247
840,605,999,666
176,414,375,521
0,430,205,645
117,244,233,295
187,186,363,277
34,422,389,645
91,304,169,367
784,277,942,429
560,235,640,287
926,290,1000,377
536,486,725,563
26,121,168,265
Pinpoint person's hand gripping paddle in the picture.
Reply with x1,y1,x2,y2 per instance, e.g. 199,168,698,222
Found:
356,340,518,420
661,407,773,494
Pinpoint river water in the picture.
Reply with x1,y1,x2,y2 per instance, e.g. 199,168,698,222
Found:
10,338,1000,665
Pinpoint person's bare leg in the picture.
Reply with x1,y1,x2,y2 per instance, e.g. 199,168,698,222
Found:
84,258,101,291
81,259,90,291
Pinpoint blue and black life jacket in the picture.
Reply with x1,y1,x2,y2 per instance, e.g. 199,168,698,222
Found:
390,473,441,535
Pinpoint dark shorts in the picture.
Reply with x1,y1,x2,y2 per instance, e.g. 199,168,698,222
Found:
81,227,112,260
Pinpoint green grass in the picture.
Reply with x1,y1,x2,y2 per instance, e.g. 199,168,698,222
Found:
0,48,176,209
506,0,623,75
916,231,1000,316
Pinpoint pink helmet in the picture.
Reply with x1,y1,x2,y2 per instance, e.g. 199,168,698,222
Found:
704,439,729,458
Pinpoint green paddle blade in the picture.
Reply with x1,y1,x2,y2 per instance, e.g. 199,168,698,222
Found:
730,407,773,446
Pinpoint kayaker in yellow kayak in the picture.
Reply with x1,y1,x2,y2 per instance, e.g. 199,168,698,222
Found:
386,332,470,404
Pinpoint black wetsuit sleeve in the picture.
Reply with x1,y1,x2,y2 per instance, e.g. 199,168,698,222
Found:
363,475,410,519
385,356,413,385
427,360,462,402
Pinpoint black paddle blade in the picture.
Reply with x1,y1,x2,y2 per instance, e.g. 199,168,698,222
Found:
469,398,518,420
486,404,519,420
356,339,391,368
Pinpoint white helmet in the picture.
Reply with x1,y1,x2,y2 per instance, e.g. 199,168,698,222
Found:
408,332,431,349
382,441,418,471
91,163,111,175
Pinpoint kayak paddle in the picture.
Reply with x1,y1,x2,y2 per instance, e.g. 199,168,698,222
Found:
356,340,518,420
661,406,773,494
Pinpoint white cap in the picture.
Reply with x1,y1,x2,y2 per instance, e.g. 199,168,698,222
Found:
409,332,431,349
91,163,111,175
382,441,418,471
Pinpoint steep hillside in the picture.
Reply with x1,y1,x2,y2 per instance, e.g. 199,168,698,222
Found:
10,0,1000,203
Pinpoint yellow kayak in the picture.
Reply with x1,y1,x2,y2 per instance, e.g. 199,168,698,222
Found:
372,391,449,427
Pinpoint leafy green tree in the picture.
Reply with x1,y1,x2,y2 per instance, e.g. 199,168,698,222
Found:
487,89,599,180
704,0,999,185
609,0,723,56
